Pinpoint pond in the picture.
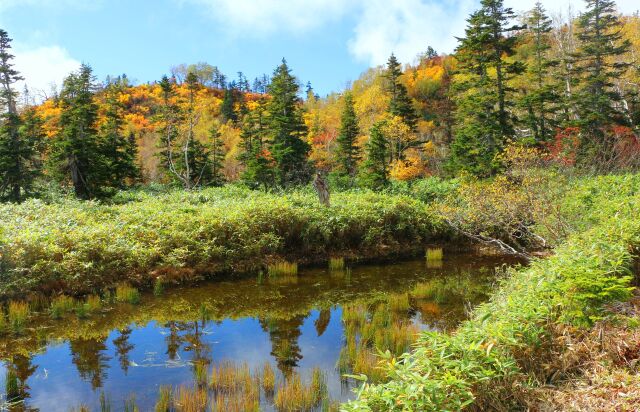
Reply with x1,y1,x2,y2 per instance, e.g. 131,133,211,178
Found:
0,253,521,411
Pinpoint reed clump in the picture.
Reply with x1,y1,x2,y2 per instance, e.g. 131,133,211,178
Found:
273,373,315,412
426,247,443,261
209,361,252,392
85,294,102,312
50,295,77,319
155,385,172,412
8,301,29,331
261,361,276,394
153,278,164,296
194,361,209,387
329,257,345,271
173,385,207,412
115,284,140,304
268,261,298,277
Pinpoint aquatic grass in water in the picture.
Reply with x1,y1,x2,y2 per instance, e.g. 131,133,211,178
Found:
155,386,172,412
153,278,164,296
115,284,140,304
209,361,252,392
50,295,77,319
388,293,411,313
193,361,208,387
173,385,207,412
329,257,345,271
123,394,139,412
426,247,443,261
268,261,298,277
8,301,29,331
85,294,102,312
261,361,276,394
274,372,318,412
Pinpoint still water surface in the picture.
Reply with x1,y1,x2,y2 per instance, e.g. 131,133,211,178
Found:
0,254,520,411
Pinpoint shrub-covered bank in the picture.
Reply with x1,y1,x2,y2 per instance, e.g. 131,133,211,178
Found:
344,174,640,411
0,187,446,297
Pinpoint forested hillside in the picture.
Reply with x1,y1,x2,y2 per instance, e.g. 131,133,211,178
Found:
1,1,639,200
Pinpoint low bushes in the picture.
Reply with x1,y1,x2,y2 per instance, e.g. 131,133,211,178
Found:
0,187,445,297
343,174,640,411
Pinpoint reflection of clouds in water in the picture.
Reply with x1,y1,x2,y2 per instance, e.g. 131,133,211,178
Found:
1,256,512,411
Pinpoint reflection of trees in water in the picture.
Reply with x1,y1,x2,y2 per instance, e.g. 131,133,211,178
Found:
113,328,134,375
164,321,184,361
182,320,212,370
259,313,308,376
69,337,111,390
163,320,212,370
314,308,331,337
4,354,37,406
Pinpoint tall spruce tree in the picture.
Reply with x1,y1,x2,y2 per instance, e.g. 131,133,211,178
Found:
208,124,226,187
449,0,524,176
571,0,632,167
335,92,360,180
519,2,559,144
49,64,107,199
358,121,389,190
266,59,311,186
385,54,419,132
220,88,237,124
0,29,44,202
100,80,139,188
239,97,275,189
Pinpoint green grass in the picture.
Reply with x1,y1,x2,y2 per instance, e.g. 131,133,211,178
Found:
115,284,140,304
344,174,640,411
0,187,444,297
267,261,298,277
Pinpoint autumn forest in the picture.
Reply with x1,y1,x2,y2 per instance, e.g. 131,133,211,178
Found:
1,0,640,411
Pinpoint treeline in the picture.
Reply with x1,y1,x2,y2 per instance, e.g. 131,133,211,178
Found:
1,0,639,201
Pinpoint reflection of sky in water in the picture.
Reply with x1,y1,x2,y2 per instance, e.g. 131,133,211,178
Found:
0,255,521,411
1,310,352,411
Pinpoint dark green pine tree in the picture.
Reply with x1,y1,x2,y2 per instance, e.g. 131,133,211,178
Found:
385,54,419,133
335,92,360,180
239,98,275,189
208,124,226,187
519,2,559,144
220,87,237,124
49,64,107,199
358,121,389,190
0,29,44,202
571,0,632,167
99,80,140,188
266,59,311,186
448,0,524,176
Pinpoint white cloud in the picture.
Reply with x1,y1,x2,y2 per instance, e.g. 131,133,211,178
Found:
179,0,640,67
180,0,355,34
348,0,476,66
13,45,80,99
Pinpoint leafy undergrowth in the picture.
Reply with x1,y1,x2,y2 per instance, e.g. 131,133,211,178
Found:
343,174,640,411
0,186,445,297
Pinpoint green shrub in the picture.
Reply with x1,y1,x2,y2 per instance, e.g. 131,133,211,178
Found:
344,174,640,411
0,188,444,297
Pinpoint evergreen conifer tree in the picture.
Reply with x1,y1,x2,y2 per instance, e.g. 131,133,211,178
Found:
266,59,311,186
49,64,107,199
519,2,559,144
571,0,632,167
448,0,524,176
209,124,226,187
359,121,389,189
0,29,44,202
335,92,360,180
385,54,419,132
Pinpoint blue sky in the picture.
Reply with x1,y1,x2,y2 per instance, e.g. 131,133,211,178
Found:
1,0,637,98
